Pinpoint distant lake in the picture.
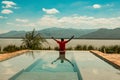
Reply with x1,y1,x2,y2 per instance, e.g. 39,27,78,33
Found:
0,38,120,50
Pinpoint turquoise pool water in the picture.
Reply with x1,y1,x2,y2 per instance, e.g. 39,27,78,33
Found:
8,51,80,80
24,53,75,72
26,59,74,72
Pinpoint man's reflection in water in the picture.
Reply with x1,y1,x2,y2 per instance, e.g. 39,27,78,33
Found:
51,36,74,67
51,51,74,67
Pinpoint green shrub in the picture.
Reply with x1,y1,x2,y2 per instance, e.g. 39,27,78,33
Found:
116,46,120,54
106,46,115,53
117,46,120,54
99,46,106,53
42,46,52,50
88,45,95,50
46,46,52,50
99,45,120,54
82,45,87,50
112,45,120,53
0,46,2,53
0,46,1,52
66,47,73,50
20,45,27,50
74,45,95,50
3,45,20,52
74,45,82,50
74,45,94,50
54,46,59,51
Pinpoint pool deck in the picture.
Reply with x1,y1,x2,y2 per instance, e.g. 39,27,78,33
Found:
90,50,120,69
0,50,31,62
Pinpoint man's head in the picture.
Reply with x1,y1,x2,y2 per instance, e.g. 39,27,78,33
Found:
61,38,64,41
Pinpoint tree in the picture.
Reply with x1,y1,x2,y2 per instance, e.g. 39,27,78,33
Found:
22,29,47,49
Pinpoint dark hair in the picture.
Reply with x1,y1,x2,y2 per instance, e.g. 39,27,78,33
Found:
61,38,64,41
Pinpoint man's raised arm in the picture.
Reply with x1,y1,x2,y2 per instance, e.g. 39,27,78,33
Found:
51,37,58,42
66,35,74,42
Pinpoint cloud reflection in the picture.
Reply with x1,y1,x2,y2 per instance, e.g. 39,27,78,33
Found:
42,63,57,69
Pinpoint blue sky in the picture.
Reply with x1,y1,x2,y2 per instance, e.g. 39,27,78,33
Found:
0,0,120,33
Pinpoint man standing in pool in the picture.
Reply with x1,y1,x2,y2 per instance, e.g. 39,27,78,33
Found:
51,35,74,67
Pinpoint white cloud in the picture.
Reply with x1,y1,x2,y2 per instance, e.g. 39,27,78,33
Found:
21,23,36,27
7,22,14,25
38,15,61,27
16,18,29,23
37,15,120,29
1,9,13,14
87,4,113,9
42,63,57,69
7,22,36,27
0,16,7,19
14,7,20,9
42,8,59,14
15,23,36,27
105,4,114,7
93,4,101,9
6,15,120,29
2,1,16,8
0,16,4,19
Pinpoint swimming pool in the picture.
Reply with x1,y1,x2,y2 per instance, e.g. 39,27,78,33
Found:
8,51,80,80
0,51,120,80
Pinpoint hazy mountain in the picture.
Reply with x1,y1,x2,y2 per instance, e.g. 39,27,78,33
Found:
0,31,26,38
80,28,120,39
1,27,120,39
38,27,96,38
0,27,96,38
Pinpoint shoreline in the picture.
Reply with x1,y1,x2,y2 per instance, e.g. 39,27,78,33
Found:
90,50,120,70
1,39,120,50
0,50,31,62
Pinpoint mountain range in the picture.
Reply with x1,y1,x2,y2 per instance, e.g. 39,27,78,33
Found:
0,27,96,38
0,27,120,39
80,28,120,39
